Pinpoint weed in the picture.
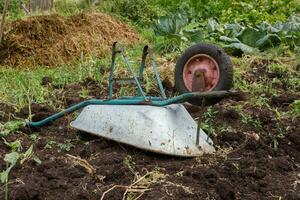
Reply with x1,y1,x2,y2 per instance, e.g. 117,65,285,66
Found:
200,107,217,135
58,139,75,152
240,113,262,129
28,134,39,142
2,138,22,151
272,132,285,151
0,120,25,137
0,144,33,200
44,140,57,149
0,152,19,200
249,94,271,109
79,89,91,99
216,124,234,134
288,100,300,118
123,155,136,174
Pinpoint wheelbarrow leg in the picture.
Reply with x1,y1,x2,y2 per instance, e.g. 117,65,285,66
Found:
192,70,207,147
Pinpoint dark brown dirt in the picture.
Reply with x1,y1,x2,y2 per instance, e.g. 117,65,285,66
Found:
0,12,139,68
0,103,15,122
0,74,299,200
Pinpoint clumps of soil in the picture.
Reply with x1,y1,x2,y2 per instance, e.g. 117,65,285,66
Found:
17,103,55,122
0,12,139,68
271,93,299,107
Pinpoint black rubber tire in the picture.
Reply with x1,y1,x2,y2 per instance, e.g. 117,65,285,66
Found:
175,43,233,106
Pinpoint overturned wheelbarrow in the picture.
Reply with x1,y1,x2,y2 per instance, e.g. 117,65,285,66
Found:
28,42,233,157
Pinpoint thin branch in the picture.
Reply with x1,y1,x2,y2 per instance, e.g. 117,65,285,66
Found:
100,185,127,200
21,4,30,14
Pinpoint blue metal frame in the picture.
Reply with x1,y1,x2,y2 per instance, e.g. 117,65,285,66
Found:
108,42,166,100
28,91,231,127
27,42,232,128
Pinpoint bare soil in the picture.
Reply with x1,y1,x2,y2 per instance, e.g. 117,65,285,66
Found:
0,13,139,68
0,66,299,200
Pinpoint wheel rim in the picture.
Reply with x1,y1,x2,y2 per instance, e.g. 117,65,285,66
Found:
183,54,220,92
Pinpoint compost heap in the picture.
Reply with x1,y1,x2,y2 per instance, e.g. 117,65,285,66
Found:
0,12,140,68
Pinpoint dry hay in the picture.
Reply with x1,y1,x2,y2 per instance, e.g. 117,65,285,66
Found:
0,12,140,68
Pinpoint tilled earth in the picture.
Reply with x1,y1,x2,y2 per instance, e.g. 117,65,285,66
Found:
0,64,299,200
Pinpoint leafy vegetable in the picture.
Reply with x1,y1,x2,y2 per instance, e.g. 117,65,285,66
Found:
154,13,202,53
0,152,19,183
218,15,300,54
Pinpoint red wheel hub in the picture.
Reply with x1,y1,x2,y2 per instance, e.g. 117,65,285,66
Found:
183,54,220,92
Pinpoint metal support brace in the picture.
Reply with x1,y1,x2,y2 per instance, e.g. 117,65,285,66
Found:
108,42,146,100
148,48,167,99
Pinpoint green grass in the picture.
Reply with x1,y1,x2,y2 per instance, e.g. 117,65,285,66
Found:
0,57,106,110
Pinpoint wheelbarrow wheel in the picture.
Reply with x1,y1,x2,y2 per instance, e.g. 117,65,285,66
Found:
175,43,233,106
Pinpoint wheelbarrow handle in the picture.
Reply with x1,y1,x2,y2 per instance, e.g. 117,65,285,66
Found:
27,90,235,128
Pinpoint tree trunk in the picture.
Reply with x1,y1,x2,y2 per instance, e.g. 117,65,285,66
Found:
0,0,9,45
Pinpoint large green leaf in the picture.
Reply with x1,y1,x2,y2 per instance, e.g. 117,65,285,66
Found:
237,27,266,47
283,34,300,47
183,30,203,43
4,152,20,165
224,23,243,37
220,36,240,43
154,13,188,36
256,34,281,50
0,170,9,183
224,43,260,54
183,22,203,43
285,15,300,31
207,18,222,33
0,152,20,183
257,21,281,33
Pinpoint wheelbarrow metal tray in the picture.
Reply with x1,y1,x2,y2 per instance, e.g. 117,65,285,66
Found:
70,104,215,157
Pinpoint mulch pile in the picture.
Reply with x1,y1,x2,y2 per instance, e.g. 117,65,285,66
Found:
0,12,139,68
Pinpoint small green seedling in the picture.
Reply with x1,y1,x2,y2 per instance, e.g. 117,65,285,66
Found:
2,138,22,151
44,140,57,149
0,145,33,200
200,107,217,135
58,139,74,152
123,155,136,174
288,100,300,118
28,134,39,142
0,120,25,137
79,89,90,99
